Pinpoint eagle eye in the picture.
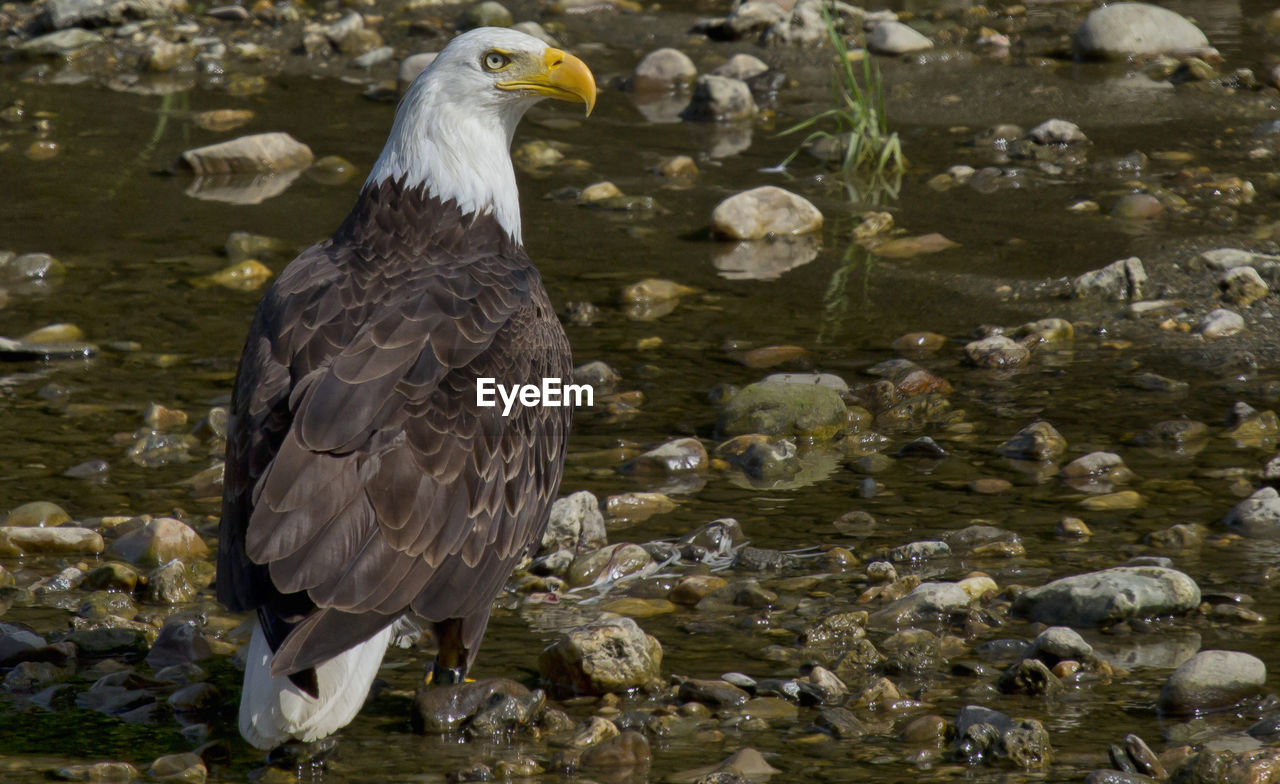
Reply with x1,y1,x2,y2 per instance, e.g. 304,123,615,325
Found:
482,51,511,71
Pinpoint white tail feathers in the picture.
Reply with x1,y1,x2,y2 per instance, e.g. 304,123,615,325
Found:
239,620,394,750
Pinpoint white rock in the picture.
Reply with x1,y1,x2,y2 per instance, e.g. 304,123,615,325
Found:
1028,119,1087,145
1074,2,1211,59
711,186,822,240
682,75,757,122
1198,308,1244,338
1014,566,1200,627
867,21,932,55
632,48,696,90
175,132,314,176
712,53,769,81
1224,487,1280,537
398,52,438,92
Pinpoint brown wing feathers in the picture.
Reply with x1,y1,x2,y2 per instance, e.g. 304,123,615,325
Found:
217,179,571,686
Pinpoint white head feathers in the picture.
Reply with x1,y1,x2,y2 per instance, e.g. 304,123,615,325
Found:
365,28,557,245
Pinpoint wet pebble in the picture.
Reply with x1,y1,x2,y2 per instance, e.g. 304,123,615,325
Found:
1014,566,1200,626
632,48,696,91
541,490,606,553
1225,487,1280,536
717,380,846,440
963,335,1029,368
1073,257,1147,300
108,517,207,567
539,616,662,695
4,500,69,527
711,186,822,240
998,421,1067,462
1159,650,1265,714
1199,308,1244,338
623,438,708,474
1111,193,1164,220
0,526,103,556
175,132,313,176
866,21,932,55
1219,266,1268,306
682,74,756,122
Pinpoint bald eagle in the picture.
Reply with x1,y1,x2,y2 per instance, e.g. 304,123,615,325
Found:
216,27,596,750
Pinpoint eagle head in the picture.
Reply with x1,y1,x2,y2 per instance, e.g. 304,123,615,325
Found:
366,28,597,244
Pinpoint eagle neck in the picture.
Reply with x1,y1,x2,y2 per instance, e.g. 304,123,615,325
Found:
364,76,529,246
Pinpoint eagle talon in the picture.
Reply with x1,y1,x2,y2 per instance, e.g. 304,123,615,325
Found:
428,664,468,686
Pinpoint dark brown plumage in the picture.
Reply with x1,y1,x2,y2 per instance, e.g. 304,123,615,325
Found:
217,176,571,695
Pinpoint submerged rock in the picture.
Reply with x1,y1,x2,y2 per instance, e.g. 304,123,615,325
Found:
539,616,662,695
717,380,846,440
411,678,542,734
963,335,1029,368
1014,566,1200,627
998,421,1067,462
1224,487,1280,537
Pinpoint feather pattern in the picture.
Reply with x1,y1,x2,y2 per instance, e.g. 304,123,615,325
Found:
217,177,572,685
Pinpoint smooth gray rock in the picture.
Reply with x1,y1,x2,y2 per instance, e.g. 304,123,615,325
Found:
1075,3,1211,59
1199,308,1245,338
963,335,1029,368
713,53,769,81
711,186,822,240
1032,627,1093,662
397,52,438,92
1014,566,1200,627
1073,257,1146,300
1028,119,1087,145
997,421,1067,462
867,21,932,55
20,28,102,55
1224,487,1280,537
682,75,757,122
632,48,696,90
1159,650,1265,714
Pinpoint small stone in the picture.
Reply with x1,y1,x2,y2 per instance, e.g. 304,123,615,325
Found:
1073,257,1147,300
1224,487,1280,536
717,381,846,440
622,438,708,474
21,28,102,56
0,526,103,556
632,48,696,90
175,133,314,176
605,492,676,523
459,0,512,29
1219,266,1268,306
963,335,1029,368
1028,119,1087,145
711,186,821,240
998,658,1064,696
308,156,358,186
669,575,728,605
668,748,779,783
1058,517,1092,537
567,543,651,587
900,714,948,744
997,421,1067,462
1158,650,1265,715
867,21,932,54
657,155,698,178
398,52,438,92
1032,627,1093,662
147,752,206,783
1111,193,1164,220
580,181,623,203
713,53,769,81
682,75,757,122
893,332,947,354
538,616,662,695
109,517,208,566
541,490,606,553
146,621,212,670
1199,308,1245,338
580,730,651,769
5,500,69,527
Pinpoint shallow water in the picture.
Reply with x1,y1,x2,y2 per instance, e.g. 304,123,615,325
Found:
3,0,1280,780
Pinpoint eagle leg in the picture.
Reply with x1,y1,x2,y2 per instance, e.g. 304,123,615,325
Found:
427,618,469,685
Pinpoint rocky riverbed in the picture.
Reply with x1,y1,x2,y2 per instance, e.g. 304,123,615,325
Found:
5,0,1280,781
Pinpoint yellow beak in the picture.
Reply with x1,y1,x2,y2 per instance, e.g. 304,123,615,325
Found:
497,49,597,116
